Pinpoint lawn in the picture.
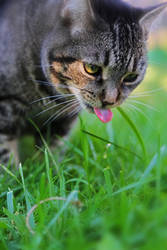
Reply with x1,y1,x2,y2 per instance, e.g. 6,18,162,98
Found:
0,50,167,250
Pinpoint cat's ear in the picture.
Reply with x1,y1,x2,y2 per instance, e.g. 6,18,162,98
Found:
139,2,167,33
61,0,95,36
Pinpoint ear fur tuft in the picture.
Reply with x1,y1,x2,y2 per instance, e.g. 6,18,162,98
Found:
61,0,95,36
139,2,167,32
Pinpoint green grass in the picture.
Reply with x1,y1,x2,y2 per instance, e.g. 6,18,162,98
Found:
1,54,167,250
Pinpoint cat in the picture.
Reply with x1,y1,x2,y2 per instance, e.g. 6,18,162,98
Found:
0,0,166,165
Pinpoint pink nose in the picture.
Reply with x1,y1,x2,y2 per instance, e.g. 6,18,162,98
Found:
103,88,118,105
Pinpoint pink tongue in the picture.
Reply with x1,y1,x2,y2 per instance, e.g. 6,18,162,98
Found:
94,108,113,123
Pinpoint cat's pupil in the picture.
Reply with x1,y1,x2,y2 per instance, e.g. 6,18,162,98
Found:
84,63,101,75
91,65,97,71
123,73,138,83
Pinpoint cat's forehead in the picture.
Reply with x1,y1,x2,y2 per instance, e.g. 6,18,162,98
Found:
78,32,114,55
78,22,144,69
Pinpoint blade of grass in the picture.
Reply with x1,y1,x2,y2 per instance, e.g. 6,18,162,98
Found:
45,149,53,197
60,138,102,170
29,119,60,175
79,116,89,178
0,164,21,185
135,145,167,193
156,135,161,199
108,146,167,197
19,163,35,228
117,107,147,160
0,240,8,250
66,178,88,186
112,180,151,196
104,168,113,196
0,187,22,199
82,130,142,160
60,172,66,198
44,191,78,234
7,191,14,214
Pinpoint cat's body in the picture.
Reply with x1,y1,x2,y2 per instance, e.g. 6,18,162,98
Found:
0,0,166,164
0,0,78,163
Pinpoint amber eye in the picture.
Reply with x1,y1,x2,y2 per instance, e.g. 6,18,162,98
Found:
122,72,138,85
84,63,101,75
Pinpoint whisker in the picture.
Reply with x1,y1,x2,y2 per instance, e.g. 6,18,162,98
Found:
32,79,68,89
133,88,163,95
129,94,154,98
43,100,79,126
32,79,53,87
44,95,76,106
31,93,75,105
122,104,131,114
148,60,167,67
69,106,82,119
126,103,151,122
51,101,79,122
35,98,77,117
34,64,52,68
129,88,164,99
128,100,158,112
34,79,85,91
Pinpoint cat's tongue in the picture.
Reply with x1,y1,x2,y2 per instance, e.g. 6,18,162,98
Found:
94,108,113,123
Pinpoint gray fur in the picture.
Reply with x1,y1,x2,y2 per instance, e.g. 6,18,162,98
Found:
0,0,166,164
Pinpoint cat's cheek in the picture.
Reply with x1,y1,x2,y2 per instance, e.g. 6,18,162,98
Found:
69,86,80,96
49,62,62,86
50,73,63,93
65,61,95,89
50,73,60,87
69,88,85,108
49,72,70,95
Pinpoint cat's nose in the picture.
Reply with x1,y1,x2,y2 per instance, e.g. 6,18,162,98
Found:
101,88,118,106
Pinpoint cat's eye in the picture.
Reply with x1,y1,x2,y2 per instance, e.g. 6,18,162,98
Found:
122,72,138,85
84,63,101,75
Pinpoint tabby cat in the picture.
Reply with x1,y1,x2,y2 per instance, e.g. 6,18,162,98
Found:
0,0,166,164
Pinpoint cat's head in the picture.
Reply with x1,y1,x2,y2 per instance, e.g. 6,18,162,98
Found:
42,0,167,119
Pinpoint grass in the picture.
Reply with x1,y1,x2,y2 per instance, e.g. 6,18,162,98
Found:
0,51,167,250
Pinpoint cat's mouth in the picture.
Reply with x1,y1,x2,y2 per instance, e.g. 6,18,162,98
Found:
94,108,113,123
85,103,113,123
